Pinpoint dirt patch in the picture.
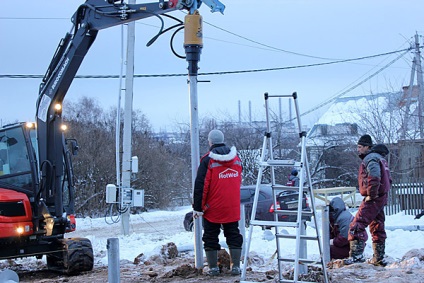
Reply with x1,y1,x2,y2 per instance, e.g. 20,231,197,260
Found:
9,253,424,283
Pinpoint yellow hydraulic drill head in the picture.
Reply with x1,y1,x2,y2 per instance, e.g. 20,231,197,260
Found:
184,10,203,47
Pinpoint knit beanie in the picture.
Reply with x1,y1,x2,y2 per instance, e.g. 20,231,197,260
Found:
357,134,373,147
208,129,224,144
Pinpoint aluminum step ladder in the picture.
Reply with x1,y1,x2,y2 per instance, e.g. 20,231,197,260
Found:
241,92,329,283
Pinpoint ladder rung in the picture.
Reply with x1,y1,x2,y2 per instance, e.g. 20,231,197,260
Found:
261,160,301,167
272,184,311,192
273,209,314,216
267,94,293,98
279,279,321,283
249,220,298,228
276,234,319,241
278,257,323,265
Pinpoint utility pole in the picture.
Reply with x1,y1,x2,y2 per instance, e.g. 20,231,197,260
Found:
414,34,424,138
402,51,416,139
184,7,204,269
121,0,136,236
403,34,424,139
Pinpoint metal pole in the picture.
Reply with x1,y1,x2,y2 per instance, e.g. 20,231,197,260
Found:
249,100,252,123
403,53,416,139
239,204,246,255
299,220,307,274
121,0,136,236
116,25,124,188
322,206,330,264
107,238,120,283
278,97,282,122
185,10,203,269
238,100,241,124
414,33,424,138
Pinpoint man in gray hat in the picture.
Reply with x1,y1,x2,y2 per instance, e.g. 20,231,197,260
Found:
192,129,243,276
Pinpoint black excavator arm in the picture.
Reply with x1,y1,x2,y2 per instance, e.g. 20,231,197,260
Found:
35,0,224,219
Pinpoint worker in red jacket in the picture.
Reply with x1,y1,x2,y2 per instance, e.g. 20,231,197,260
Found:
346,134,392,266
192,129,243,276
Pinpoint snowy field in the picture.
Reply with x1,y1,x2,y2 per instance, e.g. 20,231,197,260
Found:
74,205,424,268
2,201,424,282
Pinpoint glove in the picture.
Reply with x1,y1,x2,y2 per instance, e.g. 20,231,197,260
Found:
193,211,204,219
329,239,334,245
365,196,374,202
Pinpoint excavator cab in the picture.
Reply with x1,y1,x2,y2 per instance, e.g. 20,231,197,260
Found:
0,123,35,192
0,123,92,274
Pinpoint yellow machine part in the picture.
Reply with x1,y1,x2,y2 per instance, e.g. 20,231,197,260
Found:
184,10,203,46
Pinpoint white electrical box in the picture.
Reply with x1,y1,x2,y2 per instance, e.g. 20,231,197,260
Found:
132,189,144,207
131,156,139,173
106,184,117,203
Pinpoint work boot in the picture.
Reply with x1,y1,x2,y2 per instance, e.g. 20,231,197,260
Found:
344,239,365,265
229,248,242,276
205,250,220,276
367,242,387,267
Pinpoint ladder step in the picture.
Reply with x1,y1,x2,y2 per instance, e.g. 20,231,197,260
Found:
272,184,311,192
276,234,319,241
278,257,323,265
273,209,313,216
261,160,302,167
242,280,320,283
279,279,322,283
249,220,298,228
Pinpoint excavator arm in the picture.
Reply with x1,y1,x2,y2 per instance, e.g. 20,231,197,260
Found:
35,0,224,218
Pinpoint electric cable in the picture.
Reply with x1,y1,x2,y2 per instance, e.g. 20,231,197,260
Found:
1,48,412,79
202,19,342,61
299,49,410,118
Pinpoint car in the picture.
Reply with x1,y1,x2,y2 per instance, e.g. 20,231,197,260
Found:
183,184,311,231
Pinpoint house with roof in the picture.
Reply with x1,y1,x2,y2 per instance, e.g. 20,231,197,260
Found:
306,86,424,185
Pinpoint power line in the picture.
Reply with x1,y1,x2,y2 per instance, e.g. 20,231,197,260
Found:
0,48,412,79
203,20,342,61
300,49,410,118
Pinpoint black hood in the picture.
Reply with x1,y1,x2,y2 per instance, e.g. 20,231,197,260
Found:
370,144,389,157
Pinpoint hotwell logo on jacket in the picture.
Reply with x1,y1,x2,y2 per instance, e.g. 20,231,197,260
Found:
219,168,239,179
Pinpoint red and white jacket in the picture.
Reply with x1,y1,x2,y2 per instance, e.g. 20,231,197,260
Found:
193,144,242,223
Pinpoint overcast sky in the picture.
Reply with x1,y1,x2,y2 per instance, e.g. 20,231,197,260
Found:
1,0,423,131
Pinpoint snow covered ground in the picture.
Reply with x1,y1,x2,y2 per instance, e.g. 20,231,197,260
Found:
74,203,424,271
2,201,424,282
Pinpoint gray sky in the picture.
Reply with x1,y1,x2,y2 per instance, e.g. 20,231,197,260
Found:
1,0,423,131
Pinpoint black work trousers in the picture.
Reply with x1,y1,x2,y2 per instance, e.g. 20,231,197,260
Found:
202,218,243,251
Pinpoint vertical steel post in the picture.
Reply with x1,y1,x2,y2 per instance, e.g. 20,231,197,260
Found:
240,204,246,255
107,238,120,283
184,10,204,269
299,220,307,274
322,206,330,264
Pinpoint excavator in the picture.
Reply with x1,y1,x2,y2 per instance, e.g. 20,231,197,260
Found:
0,0,224,274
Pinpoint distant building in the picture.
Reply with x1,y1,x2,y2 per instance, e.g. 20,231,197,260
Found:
307,87,424,184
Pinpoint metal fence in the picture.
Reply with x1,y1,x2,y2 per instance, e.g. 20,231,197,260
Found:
385,183,424,216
